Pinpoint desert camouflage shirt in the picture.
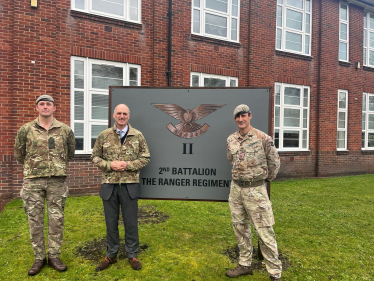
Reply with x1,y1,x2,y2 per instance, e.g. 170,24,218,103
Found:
91,124,150,184
227,127,280,182
14,118,75,179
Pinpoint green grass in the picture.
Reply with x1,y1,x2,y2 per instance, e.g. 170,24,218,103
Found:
0,174,374,280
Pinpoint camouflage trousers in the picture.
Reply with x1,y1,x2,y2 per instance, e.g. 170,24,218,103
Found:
20,177,68,260
228,181,282,278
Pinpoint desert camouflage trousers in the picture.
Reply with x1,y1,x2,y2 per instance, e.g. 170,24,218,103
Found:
228,181,282,278
20,176,68,260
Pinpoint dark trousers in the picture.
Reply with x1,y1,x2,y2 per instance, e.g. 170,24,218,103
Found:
102,184,139,259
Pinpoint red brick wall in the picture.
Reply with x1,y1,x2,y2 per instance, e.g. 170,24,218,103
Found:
2,0,374,200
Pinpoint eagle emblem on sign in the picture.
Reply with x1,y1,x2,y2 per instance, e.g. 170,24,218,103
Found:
152,104,225,138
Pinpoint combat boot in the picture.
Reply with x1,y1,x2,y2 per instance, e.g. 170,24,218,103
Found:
95,256,117,271
226,264,253,278
28,258,47,276
270,276,281,281
48,257,67,272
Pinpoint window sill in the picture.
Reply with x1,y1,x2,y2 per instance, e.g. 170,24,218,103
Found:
73,154,92,160
70,10,142,30
278,150,310,156
336,150,349,155
361,150,374,155
338,61,351,67
363,66,374,72
275,50,313,61
190,34,241,48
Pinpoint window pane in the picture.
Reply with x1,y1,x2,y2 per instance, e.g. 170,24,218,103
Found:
92,0,124,17
129,67,138,86
286,9,303,31
193,9,200,33
340,23,347,40
74,123,84,150
232,0,238,17
362,113,366,130
284,108,300,127
91,124,109,149
339,92,346,109
284,87,300,105
285,32,302,52
278,0,283,4
340,4,347,21
277,6,282,27
369,96,374,111
74,91,84,120
364,31,367,47
193,0,200,7
205,13,227,37
276,29,282,49
305,35,310,55
92,94,108,120
275,106,280,127
303,108,307,128
306,14,310,33
287,0,303,9
305,0,310,12
274,129,279,148
206,0,227,13
192,75,199,86
275,85,281,105
337,131,345,149
230,79,237,87
129,2,138,21
339,42,347,61
283,130,299,147
362,131,365,148
92,64,124,89
364,47,367,64
203,77,226,87
370,32,374,48
368,133,374,147
75,0,85,9
302,130,307,148
303,88,308,107
370,50,374,66
338,112,346,128
363,94,367,111
231,18,237,41
370,14,374,29
74,61,84,89
369,114,374,129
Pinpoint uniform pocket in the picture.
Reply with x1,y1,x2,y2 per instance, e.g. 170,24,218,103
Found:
247,141,267,167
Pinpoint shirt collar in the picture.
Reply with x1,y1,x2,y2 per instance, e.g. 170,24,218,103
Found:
116,125,129,137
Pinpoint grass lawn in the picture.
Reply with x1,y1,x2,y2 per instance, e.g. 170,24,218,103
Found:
0,174,373,280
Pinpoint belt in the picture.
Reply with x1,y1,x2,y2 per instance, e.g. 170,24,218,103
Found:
233,179,264,188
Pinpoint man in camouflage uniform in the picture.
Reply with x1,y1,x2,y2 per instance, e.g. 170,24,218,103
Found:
226,104,282,281
91,104,150,272
14,94,75,276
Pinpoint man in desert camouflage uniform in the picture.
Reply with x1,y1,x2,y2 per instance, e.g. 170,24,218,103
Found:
14,94,75,276
91,104,150,272
225,104,282,281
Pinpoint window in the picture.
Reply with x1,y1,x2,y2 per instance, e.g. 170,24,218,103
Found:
339,3,349,61
71,57,141,154
364,12,374,67
337,90,348,150
276,0,312,56
274,83,310,151
192,0,240,42
191,72,238,87
362,93,374,150
72,0,140,22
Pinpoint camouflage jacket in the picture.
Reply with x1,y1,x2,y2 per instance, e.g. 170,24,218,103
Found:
91,124,150,184
227,127,280,182
14,118,75,179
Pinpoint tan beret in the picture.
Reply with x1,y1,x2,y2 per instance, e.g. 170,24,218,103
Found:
233,104,251,118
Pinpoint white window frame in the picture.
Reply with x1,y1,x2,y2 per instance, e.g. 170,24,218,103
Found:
190,72,238,87
191,0,240,42
364,12,374,67
71,0,141,23
71,57,141,154
276,0,312,56
339,3,349,62
362,92,374,150
274,82,310,151
337,90,348,150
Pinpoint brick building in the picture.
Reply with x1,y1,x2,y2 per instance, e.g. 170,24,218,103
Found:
1,0,374,201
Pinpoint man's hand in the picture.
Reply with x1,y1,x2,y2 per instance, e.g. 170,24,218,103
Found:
110,161,127,171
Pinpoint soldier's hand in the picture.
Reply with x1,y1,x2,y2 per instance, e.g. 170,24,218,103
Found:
110,161,127,171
